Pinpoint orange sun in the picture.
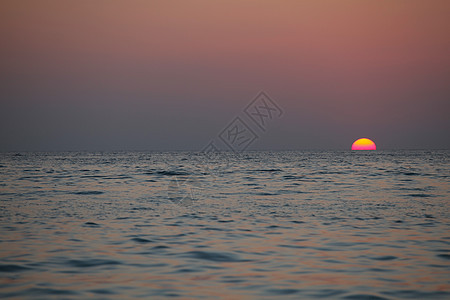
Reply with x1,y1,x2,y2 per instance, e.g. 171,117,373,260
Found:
351,138,376,150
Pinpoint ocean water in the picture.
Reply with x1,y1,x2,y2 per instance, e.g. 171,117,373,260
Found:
0,150,449,299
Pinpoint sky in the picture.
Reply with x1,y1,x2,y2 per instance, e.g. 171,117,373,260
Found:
1,0,449,151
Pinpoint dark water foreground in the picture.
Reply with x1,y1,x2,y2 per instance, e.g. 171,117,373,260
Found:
0,151,449,299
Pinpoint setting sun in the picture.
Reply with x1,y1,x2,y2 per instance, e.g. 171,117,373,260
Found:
351,138,376,150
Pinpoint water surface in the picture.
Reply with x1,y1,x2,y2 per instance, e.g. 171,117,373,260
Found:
0,151,449,299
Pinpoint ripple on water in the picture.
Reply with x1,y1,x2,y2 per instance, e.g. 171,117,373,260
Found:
265,288,300,295
301,289,346,298
407,193,435,198
130,237,154,243
370,255,397,261
83,222,101,227
66,259,122,268
74,191,104,195
343,294,388,300
382,290,450,299
157,170,190,176
0,264,32,272
2,288,79,298
152,245,170,250
184,251,248,262
90,289,117,295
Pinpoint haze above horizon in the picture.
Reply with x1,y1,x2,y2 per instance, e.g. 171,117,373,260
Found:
1,1,449,151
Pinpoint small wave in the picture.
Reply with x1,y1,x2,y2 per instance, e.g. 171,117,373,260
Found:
406,193,434,198
131,237,154,243
102,175,133,180
343,294,388,300
9,287,79,296
157,170,189,176
402,172,421,176
253,169,283,173
131,207,154,211
90,289,117,295
152,245,170,250
305,289,345,298
74,191,104,195
67,259,121,268
278,244,308,249
437,254,450,260
266,288,299,295
83,222,100,227
399,187,429,191
184,251,247,262
370,255,397,261
201,227,230,231
368,268,393,272
283,175,304,180
175,268,201,273
0,264,31,272
383,290,450,299
291,220,305,224
255,192,277,196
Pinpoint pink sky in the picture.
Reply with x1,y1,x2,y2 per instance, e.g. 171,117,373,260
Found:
1,0,449,150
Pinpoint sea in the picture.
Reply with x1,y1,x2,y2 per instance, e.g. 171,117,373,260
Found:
0,150,449,299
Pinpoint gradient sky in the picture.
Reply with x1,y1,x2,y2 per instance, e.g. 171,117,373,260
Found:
1,0,449,151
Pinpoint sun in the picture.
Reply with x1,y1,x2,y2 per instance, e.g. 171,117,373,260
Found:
351,138,376,150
